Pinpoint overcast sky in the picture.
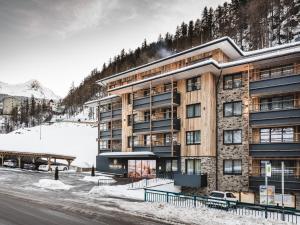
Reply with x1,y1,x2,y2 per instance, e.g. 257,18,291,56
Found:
0,0,226,97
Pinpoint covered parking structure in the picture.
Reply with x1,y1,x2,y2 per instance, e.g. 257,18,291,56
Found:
0,150,76,169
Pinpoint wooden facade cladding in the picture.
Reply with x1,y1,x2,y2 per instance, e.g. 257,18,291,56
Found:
177,72,216,157
107,49,229,90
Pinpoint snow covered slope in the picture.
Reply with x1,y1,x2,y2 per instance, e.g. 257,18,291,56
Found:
0,80,60,100
0,122,97,168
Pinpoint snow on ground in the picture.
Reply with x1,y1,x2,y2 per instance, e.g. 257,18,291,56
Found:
51,108,96,123
81,175,116,183
89,179,181,200
115,201,291,225
34,179,73,190
0,122,97,168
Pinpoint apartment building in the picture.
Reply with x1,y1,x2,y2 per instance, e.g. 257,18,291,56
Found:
86,37,300,208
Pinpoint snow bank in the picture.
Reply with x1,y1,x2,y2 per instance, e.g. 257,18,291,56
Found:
81,175,116,184
0,122,97,168
34,179,73,190
89,179,181,200
116,202,291,225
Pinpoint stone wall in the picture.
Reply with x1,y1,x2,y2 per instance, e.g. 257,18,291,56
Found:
180,156,216,194
216,71,250,192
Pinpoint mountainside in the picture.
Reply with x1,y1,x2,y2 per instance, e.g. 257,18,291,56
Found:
0,80,60,100
63,0,300,109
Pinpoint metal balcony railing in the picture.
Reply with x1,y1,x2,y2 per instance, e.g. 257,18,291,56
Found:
251,132,300,144
250,99,300,112
250,64,300,82
250,166,300,179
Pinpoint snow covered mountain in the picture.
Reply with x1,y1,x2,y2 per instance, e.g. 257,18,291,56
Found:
0,80,60,100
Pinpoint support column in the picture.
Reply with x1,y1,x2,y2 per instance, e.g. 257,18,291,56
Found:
98,101,101,154
171,78,174,157
0,155,3,167
67,160,72,167
131,86,134,151
18,156,21,168
47,157,52,171
150,81,152,152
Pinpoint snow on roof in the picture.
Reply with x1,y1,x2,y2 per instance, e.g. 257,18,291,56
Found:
84,94,119,106
0,122,97,168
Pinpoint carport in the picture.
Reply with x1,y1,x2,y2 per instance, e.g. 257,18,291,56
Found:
0,150,76,169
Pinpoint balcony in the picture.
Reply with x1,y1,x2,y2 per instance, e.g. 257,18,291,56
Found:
100,128,122,140
250,143,300,157
250,100,300,127
250,65,300,96
133,143,180,157
174,173,207,188
100,108,122,121
250,166,300,192
133,91,180,110
133,118,181,133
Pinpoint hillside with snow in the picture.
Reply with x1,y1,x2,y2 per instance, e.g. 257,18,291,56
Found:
0,80,60,100
0,122,97,168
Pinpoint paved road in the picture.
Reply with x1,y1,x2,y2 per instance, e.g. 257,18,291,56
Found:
0,191,170,225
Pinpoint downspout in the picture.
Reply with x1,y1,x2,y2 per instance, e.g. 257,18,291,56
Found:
215,68,223,191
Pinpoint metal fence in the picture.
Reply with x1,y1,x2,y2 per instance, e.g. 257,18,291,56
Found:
144,189,300,224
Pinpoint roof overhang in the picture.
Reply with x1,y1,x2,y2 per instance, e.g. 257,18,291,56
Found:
108,60,220,95
97,37,242,86
99,151,155,158
84,94,120,107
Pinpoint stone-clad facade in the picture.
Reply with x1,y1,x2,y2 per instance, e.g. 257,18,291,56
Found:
216,71,250,192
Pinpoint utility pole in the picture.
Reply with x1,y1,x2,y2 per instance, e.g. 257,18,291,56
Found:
281,161,285,221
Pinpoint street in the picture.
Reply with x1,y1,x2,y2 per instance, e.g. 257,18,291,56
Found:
0,168,174,225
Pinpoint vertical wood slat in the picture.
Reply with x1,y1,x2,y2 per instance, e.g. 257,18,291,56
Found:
150,81,152,152
110,99,113,152
171,78,174,157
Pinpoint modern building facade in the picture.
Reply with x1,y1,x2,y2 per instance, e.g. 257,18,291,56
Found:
86,37,300,208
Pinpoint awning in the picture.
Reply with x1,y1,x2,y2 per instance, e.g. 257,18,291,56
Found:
99,151,156,158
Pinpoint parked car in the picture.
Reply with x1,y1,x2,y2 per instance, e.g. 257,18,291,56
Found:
38,164,68,171
207,191,238,209
3,159,17,168
23,163,36,170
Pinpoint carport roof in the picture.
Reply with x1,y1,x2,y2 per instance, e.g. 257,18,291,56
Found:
0,150,76,160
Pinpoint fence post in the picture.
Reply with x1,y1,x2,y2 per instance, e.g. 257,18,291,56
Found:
144,189,147,201
194,196,197,208
265,206,268,219
166,192,169,203
281,206,285,221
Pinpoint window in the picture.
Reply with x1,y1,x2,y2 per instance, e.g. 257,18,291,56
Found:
99,123,108,131
128,136,138,148
144,135,151,146
144,111,150,121
223,160,242,175
224,73,242,90
127,114,137,126
186,131,201,145
259,127,294,143
224,101,242,117
165,160,178,172
99,140,109,149
224,130,242,144
185,159,201,175
186,104,201,118
127,93,132,105
186,76,201,92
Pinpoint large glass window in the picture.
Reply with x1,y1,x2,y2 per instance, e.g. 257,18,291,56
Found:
224,130,242,144
259,127,294,143
186,159,201,175
224,73,242,90
186,131,201,145
186,76,201,92
186,103,201,118
224,101,242,117
223,160,242,175
128,136,138,148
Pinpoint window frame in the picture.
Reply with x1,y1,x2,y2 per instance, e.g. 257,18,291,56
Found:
186,130,201,145
185,159,202,175
223,129,242,145
186,103,201,118
223,101,242,117
223,73,242,90
223,159,242,175
186,76,201,92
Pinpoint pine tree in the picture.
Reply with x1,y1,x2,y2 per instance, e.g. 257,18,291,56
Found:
30,95,36,117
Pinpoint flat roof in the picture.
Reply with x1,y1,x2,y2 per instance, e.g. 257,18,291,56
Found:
0,150,76,160
99,151,155,158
